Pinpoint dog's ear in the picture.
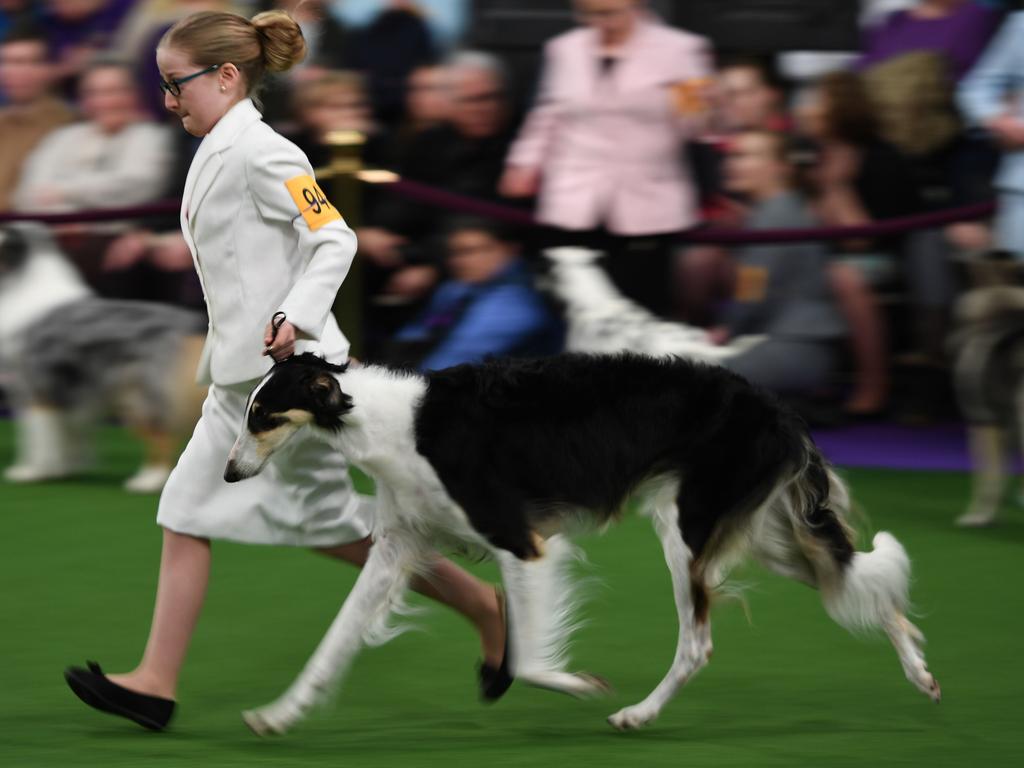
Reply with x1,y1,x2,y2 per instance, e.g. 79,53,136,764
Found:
308,373,353,430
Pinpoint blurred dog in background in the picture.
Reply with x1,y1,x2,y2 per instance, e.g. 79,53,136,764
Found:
0,224,206,493
541,246,764,361
950,276,1024,526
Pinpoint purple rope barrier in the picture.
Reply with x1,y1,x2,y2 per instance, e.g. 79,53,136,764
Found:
0,182,996,245
383,179,996,244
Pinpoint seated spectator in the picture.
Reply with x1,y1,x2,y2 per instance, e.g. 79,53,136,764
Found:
99,124,204,309
13,57,173,292
796,70,922,243
716,55,790,135
711,130,848,397
288,70,378,169
681,55,790,324
378,63,452,169
0,22,75,211
384,217,563,372
43,0,136,93
691,55,789,219
500,0,712,317
799,69,954,366
359,51,518,345
857,0,1003,207
13,57,171,213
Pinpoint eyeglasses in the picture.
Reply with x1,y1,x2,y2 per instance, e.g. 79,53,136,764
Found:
159,63,220,97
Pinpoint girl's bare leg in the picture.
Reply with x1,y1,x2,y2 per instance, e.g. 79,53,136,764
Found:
106,528,211,699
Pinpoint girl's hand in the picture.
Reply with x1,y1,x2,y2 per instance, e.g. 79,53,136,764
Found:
263,319,297,362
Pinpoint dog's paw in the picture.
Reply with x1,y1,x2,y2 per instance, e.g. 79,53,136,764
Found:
242,705,291,737
607,704,658,731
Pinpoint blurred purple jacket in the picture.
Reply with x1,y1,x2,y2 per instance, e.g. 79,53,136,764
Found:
506,17,711,236
45,0,136,60
857,1,1003,82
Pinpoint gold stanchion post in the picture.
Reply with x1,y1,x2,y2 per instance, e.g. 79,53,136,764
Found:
322,129,366,359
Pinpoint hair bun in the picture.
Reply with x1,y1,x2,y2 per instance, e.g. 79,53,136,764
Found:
251,10,306,73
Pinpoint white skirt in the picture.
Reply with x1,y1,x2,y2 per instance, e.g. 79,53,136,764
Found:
157,380,373,546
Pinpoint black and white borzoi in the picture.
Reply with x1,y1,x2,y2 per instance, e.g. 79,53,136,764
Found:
225,352,940,735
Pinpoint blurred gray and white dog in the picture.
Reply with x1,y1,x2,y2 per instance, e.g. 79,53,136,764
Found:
542,247,764,362
950,282,1024,526
0,224,206,492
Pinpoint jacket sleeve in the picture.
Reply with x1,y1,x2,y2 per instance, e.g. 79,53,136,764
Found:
958,13,1024,127
505,40,561,170
246,140,358,340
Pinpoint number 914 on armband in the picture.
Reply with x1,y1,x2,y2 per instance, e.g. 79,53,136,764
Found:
285,174,343,231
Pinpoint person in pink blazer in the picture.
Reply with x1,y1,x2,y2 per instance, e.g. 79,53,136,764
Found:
500,0,711,315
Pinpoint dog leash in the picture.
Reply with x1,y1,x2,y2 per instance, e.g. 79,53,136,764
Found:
266,311,287,354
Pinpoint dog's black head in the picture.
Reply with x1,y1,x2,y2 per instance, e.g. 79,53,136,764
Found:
0,226,29,276
224,354,353,482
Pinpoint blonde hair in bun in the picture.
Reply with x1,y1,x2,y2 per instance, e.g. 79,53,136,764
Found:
251,10,307,73
160,10,306,96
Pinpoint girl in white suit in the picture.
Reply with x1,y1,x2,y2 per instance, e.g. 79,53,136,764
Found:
65,10,507,731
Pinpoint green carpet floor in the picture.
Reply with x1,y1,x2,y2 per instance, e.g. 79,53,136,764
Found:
1,421,1022,767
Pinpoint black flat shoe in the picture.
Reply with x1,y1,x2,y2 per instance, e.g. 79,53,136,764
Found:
64,661,175,731
478,587,514,702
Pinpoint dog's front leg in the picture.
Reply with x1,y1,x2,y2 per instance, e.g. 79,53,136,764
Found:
242,531,417,736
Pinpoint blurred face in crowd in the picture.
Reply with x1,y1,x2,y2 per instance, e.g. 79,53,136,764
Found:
446,228,517,285
298,76,372,137
449,66,506,140
724,131,791,200
47,0,107,22
80,65,140,134
406,66,451,126
794,85,828,142
717,65,781,133
156,45,237,137
0,39,53,106
574,0,641,43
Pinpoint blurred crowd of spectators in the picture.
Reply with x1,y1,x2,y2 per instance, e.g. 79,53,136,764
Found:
4,0,1024,420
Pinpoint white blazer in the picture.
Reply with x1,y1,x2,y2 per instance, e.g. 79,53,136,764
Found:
180,98,356,386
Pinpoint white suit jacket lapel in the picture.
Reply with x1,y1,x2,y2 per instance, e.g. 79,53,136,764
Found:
180,99,263,241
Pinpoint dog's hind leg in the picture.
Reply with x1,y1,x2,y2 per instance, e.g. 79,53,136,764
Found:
607,502,710,731
242,530,423,736
770,460,941,703
497,538,607,699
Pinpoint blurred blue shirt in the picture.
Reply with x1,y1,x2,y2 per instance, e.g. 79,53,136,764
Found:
396,260,563,372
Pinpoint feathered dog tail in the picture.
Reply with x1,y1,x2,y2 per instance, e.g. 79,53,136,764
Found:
788,444,911,633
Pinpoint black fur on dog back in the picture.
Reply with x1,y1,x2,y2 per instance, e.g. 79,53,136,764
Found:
414,353,815,562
